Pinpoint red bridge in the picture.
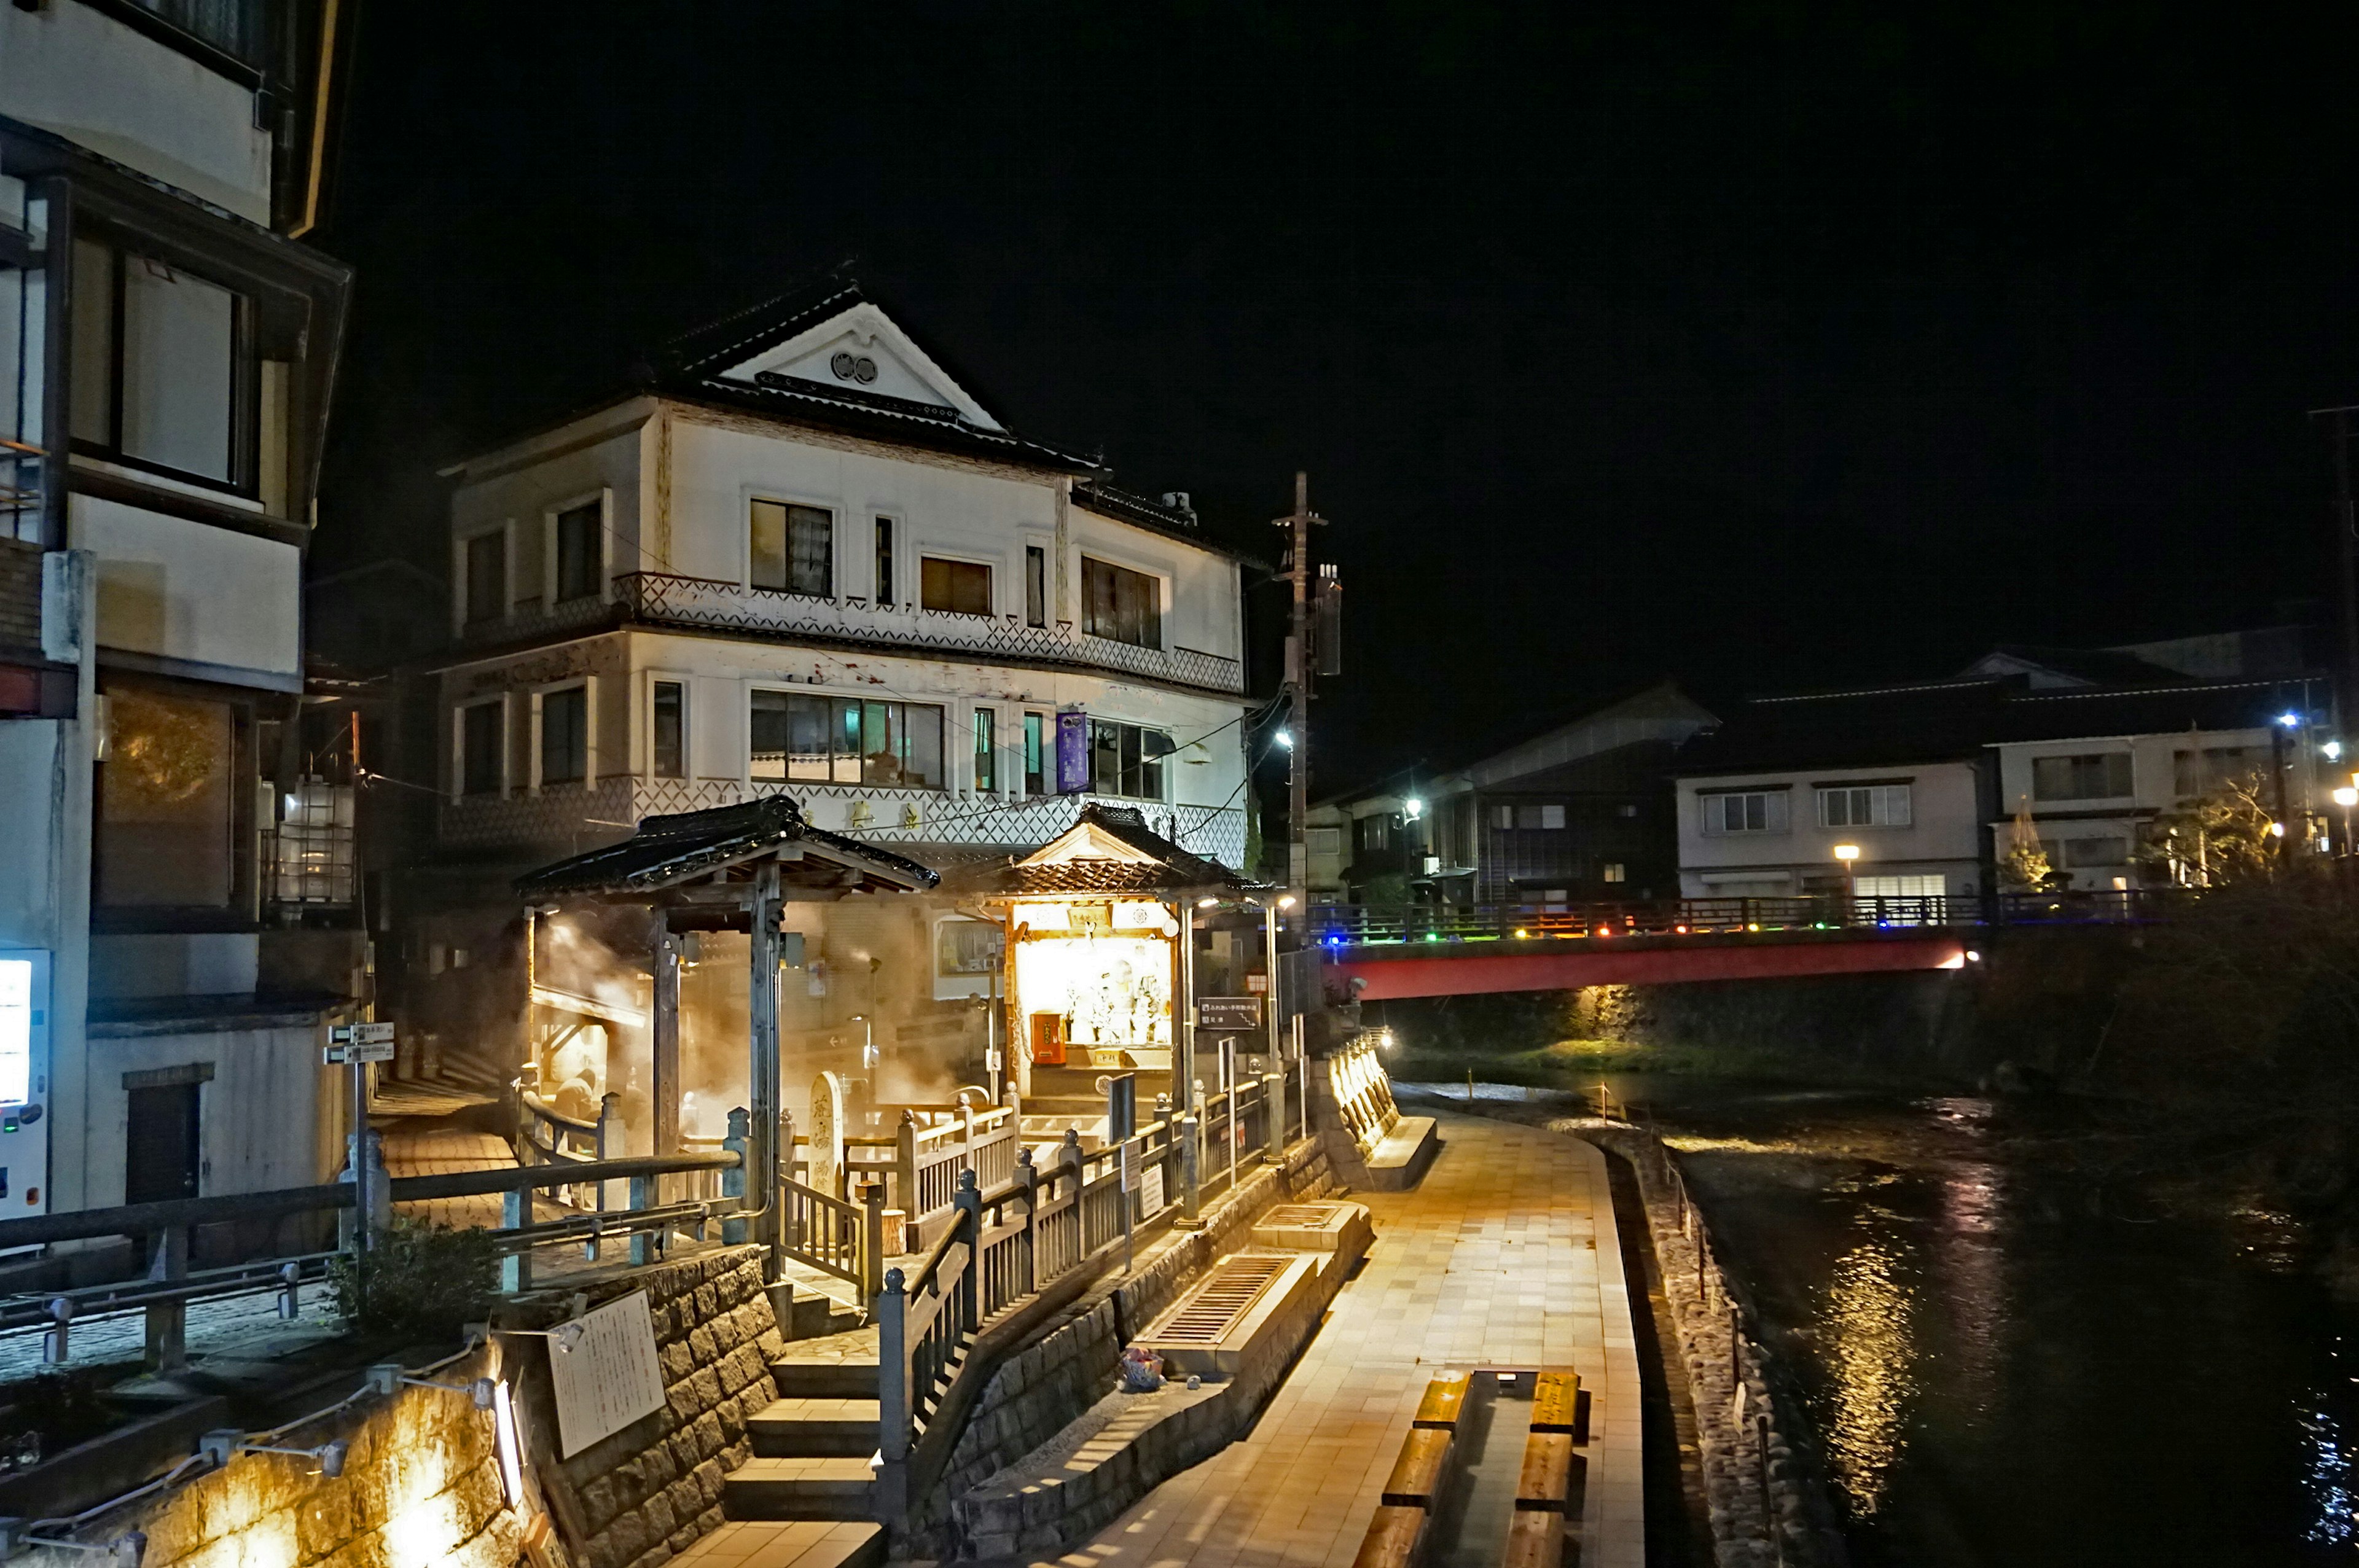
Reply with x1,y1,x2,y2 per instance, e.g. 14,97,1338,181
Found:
1310,892,2164,999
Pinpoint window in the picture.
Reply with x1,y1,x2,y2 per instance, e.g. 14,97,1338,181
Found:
874,518,896,606
98,687,235,908
1023,711,1047,795
1357,816,1393,852
750,693,945,790
1699,790,1790,835
972,708,996,792
2032,752,2134,801
936,919,1002,978
1088,719,1169,800
1543,804,1567,830
750,501,832,596
540,686,587,786
2060,837,2130,868
651,682,685,779
72,239,249,488
1817,784,1912,829
1308,826,1344,856
464,532,506,624
1856,873,1945,898
1602,863,1627,883
921,556,993,616
1491,804,1513,829
461,700,504,796
1025,545,1047,628
2173,746,2259,798
1618,803,1640,818
1081,557,1161,649
554,501,601,601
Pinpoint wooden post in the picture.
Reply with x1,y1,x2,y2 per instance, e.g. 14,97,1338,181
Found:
1015,1145,1038,1295
597,1092,625,1212
1266,1071,1285,1161
652,918,682,1166
778,1107,799,1254
1180,1113,1200,1223
630,1174,657,1266
952,1170,982,1326
502,1188,531,1293
722,1106,749,1247
874,1266,910,1529
861,1179,887,1301
144,1225,188,1373
748,862,783,1280
895,1109,920,1220
1176,902,1197,1115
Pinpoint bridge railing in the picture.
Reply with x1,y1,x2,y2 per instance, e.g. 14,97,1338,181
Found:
1310,889,2174,945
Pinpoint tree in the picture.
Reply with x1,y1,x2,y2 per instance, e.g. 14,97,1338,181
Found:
1997,795,2059,892
2139,773,2278,887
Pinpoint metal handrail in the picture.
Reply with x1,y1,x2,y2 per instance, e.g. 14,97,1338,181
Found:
1309,888,2179,945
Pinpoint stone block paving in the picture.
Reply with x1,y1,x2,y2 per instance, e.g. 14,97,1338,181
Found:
998,1112,1645,1568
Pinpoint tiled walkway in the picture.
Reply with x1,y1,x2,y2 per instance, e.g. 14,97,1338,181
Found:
1038,1111,1644,1567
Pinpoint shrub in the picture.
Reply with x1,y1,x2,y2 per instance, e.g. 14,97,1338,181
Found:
327,1222,497,1343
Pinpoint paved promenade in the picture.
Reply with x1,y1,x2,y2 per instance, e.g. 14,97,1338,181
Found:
1044,1110,1644,1568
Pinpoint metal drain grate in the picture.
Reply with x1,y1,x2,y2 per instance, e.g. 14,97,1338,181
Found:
1148,1254,1291,1345
1261,1203,1346,1228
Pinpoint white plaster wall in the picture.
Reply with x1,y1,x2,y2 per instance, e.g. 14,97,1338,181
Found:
68,494,300,685
1676,760,1985,897
450,418,647,624
75,1023,332,1205
0,2,272,222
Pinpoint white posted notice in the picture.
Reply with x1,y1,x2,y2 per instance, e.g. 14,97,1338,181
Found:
549,1290,668,1457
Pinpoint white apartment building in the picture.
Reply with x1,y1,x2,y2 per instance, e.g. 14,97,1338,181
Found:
0,0,353,1221
409,281,1254,1080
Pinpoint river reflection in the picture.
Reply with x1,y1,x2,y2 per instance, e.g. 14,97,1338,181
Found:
1589,1074,2359,1566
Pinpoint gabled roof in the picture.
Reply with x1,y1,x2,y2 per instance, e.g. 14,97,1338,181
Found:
515,794,939,899
1958,645,2187,689
949,803,1266,897
1675,679,2017,777
1989,678,2326,743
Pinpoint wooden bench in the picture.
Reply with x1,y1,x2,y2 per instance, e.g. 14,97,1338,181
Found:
1530,1371,1581,1435
1380,1426,1454,1508
1364,1115,1439,1190
1412,1371,1470,1430
1503,1507,1569,1568
1350,1505,1427,1568
1514,1432,1575,1512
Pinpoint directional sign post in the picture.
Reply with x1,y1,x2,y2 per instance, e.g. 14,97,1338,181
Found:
1195,997,1262,1032
328,1021,396,1248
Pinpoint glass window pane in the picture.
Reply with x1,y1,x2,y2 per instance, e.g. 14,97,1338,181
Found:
466,532,504,623
556,502,600,600
652,682,684,778
875,517,894,606
749,501,787,591
464,701,502,794
99,687,233,907
749,690,790,781
120,254,236,482
1025,546,1047,628
834,698,862,782
862,700,897,785
972,708,995,791
541,687,587,784
1024,712,1045,794
907,704,944,789
788,505,832,596
780,693,829,781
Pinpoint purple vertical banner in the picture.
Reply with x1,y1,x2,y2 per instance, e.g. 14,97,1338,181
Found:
1055,709,1090,794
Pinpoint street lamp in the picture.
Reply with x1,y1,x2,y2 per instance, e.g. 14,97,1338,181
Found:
2336,786,2357,856
1833,843,1861,916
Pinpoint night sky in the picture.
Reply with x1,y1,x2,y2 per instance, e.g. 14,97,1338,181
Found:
313,4,2359,788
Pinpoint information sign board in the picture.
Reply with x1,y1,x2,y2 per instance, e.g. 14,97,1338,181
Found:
549,1290,668,1457
1195,996,1262,1031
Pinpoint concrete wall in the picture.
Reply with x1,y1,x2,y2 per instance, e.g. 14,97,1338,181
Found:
1677,759,1987,897
67,1018,338,1206
68,496,302,689
0,2,273,222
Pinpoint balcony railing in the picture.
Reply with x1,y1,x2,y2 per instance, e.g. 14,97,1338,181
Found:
460,572,1246,696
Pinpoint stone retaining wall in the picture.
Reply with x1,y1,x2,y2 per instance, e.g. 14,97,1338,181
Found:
924,1137,1335,1554
1576,1125,1849,1568
525,1247,784,1568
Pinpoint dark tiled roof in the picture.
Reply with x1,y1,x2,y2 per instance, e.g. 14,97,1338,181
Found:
1676,679,2016,776
945,803,1266,897
1991,679,2326,741
1970,644,2189,687
515,794,939,898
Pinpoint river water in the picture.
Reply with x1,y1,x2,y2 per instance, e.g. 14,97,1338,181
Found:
1585,1073,2359,1566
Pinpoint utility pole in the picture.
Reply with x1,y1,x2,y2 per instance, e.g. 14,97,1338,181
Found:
2308,406,2359,737
1274,472,1326,895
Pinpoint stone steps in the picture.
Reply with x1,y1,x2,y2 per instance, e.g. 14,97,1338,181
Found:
770,1325,880,1400
722,1457,878,1521
750,1397,881,1459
